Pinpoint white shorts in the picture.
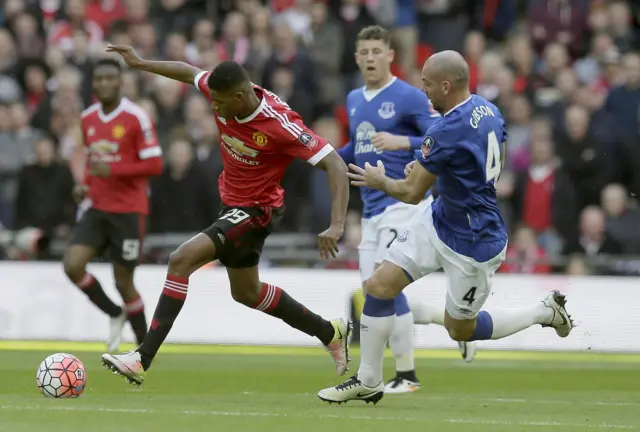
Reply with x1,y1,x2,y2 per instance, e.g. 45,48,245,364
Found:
358,198,433,281
385,203,507,320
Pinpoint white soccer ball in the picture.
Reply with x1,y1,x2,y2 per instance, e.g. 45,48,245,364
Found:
36,353,87,398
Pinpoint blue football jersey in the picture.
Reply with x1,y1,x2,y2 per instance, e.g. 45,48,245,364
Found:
338,78,439,218
418,94,508,262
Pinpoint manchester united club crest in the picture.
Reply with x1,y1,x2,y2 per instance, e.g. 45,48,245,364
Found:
421,136,434,158
252,131,268,147
112,124,126,139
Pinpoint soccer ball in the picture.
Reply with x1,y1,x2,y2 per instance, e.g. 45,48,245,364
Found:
36,353,87,398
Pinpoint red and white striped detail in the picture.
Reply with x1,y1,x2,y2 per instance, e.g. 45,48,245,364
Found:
254,283,282,313
263,105,302,139
162,277,189,300
77,273,95,290
125,296,145,315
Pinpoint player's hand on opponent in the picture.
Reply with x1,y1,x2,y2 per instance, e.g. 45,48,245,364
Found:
72,185,89,203
89,160,111,178
317,225,343,259
105,44,144,68
347,161,387,190
404,160,416,177
371,132,409,151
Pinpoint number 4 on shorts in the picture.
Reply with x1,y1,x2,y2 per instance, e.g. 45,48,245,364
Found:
463,287,477,305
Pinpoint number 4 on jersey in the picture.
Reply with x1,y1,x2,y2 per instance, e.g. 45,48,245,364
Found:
485,130,504,183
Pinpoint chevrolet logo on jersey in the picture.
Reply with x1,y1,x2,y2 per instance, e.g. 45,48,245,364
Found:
221,134,259,158
89,139,119,154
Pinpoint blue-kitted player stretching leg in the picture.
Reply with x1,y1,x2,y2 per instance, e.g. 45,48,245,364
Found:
338,26,475,394
319,50,573,405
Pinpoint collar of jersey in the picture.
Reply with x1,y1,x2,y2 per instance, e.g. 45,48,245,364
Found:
98,97,128,123
236,96,267,124
444,95,473,117
362,76,397,102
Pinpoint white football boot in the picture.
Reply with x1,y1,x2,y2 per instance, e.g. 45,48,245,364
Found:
326,318,352,376
107,310,127,353
541,290,574,337
458,341,476,363
318,375,384,405
102,351,146,386
384,376,421,394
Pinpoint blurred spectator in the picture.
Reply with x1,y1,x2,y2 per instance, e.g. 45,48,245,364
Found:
528,0,589,58
276,0,313,43
149,138,218,234
185,19,217,67
607,0,638,53
153,76,185,135
262,21,319,121
600,183,640,254
501,225,551,274
555,104,612,211
218,11,251,65
564,205,623,259
183,94,210,141
504,94,533,163
332,0,376,94
245,7,272,82
194,115,222,182
10,11,44,59
463,30,485,93
48,0,104,56
604,52,640,143
508,132,575,255
14,136,75,238
308,1,343,110
10,101,41,162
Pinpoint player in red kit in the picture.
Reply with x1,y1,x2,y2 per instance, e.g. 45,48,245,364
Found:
63,59,163,353
101,45,351,386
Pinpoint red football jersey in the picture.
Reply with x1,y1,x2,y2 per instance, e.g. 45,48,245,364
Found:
194,71,334,208
81,98,161,215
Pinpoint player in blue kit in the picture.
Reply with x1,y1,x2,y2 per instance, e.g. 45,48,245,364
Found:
318,50,574,405
338,26,475,394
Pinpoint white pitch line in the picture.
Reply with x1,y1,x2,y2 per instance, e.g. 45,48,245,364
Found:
284,393,640,407
0,405,636,429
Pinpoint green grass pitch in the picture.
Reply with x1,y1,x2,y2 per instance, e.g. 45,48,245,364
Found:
0,341,639,432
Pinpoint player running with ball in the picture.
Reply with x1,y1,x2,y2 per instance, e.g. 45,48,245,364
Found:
102,46,352,386
318,51,573,405
340,26,476,394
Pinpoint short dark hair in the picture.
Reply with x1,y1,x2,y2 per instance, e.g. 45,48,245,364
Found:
356,25,391,46
94,58,122,73
207,61,250,92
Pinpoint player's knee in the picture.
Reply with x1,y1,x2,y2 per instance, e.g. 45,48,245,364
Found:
167,248,194,277
114,282,137,301
63,255,84,282
230,282,261,307
445,322,474,342
363,277,394,300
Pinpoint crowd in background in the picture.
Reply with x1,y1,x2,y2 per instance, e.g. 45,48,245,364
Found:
0,0,639,275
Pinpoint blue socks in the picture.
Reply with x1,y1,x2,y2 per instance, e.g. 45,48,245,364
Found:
363,294,395,317
470,311,494,341
394,292,411,316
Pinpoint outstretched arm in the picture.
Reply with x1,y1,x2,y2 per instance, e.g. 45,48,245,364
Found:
348,160,435,205
314,151,350,259
106,44,203,84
